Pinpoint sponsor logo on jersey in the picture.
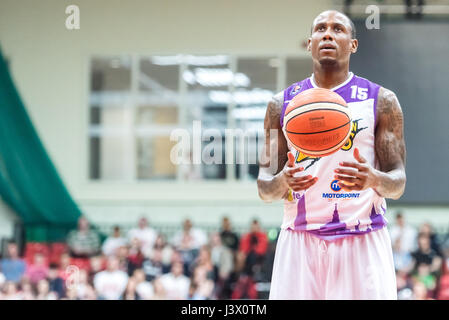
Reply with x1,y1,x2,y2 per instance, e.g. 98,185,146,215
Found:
330,179,341,192
290,85,301,95
322,179,360,199
341,118,367,151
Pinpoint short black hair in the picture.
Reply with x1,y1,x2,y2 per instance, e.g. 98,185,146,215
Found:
311,11,357,39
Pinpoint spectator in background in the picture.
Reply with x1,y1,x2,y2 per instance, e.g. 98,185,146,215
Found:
0,271,5,288
390,212,417,253
0,241,26,283
419,222,443,257
2,281,22,300
220,217,240,252
20,281,36,300
392,235,414,273
142,248,169,282
188,265,215,300
231,274,258,300
390,212,417,272
67,216,101,258
159,261,190,300
127,238,145,276
123,277,140,300
411,233,442,275
153,234,174,266
239,219,268,276
102,226,127,257
133,268,153,300
127,217,158,258
390,213,415,274
210,232,233,283
172,219,208,272
58,253,72,281
36,279,55,300
116,245,130,272
74,269,97,300
25,253,49,285
437,239,449,300
93,256,129,300
412,281,431,300
172,219,208,252
47,263,65,299
89,255,105,281
189,245,214,279
413,263,436,294
150,277,167,300
396,270,413,300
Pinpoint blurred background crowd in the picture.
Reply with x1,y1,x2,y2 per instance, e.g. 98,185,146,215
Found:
0,213,448,300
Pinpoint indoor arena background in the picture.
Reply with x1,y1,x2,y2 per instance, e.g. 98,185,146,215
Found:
0,0,448,300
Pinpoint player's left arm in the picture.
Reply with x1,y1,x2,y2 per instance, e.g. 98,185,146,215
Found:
334,87,406,199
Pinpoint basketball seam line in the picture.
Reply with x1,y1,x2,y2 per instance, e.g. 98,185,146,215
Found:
285,120,351,135
290,129,352,153
284,101,346,115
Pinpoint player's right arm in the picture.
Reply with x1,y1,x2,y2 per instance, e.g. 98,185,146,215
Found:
257,93,318,202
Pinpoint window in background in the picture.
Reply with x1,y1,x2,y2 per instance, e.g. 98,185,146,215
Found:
136,57,179,180
233,57,278,180
183,56,230,180
89,56,133,180
88,55,311,182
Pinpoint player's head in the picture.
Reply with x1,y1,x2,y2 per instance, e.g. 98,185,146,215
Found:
307,10,358,68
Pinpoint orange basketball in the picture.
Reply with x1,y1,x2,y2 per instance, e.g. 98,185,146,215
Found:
283,88,352,157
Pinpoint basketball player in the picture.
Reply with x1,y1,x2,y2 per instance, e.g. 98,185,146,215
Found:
257,10,406,299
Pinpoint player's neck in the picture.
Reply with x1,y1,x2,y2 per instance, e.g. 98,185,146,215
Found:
312,67,350,90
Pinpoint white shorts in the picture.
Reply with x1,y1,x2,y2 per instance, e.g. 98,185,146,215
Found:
269,227,397,300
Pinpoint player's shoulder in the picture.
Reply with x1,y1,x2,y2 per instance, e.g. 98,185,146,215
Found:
265,91,284,120
352,75,400,99
352,74,382,91
284,78,310,99
266,77,308,121
377,86,402,114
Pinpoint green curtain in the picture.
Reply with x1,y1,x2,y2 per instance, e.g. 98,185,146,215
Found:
0,45,81,242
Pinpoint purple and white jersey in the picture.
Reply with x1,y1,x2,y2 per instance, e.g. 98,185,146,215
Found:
279,72,387,240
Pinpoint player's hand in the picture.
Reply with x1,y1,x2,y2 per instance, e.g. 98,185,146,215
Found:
334,148,379,191
282,151,318,192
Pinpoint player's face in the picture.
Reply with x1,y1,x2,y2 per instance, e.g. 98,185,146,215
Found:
308,12,357,66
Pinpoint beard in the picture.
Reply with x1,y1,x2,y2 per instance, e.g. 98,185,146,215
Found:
319,56,338,67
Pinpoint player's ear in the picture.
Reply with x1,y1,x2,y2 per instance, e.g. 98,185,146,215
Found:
307,38,312,52
350,38,358,53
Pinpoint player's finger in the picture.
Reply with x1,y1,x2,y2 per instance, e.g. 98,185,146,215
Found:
334,167,359,176
291,178,318,191
339,161,366,171
285,166,304,176
354,147,367,164
290,177,318,187
287,151,295,167
338,180,363,191
334,175,359,183
289,174,313,183
340,184,363,192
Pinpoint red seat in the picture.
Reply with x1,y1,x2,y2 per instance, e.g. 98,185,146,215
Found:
24,242,50,265
438,275,449,300
49,243,69,265
70,257,91,271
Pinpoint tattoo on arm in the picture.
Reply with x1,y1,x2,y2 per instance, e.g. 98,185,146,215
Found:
374,87,407,199
257,93,289,201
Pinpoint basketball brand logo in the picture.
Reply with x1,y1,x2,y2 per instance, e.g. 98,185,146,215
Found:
330,180,341,192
